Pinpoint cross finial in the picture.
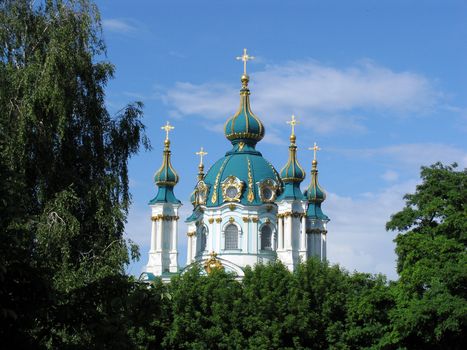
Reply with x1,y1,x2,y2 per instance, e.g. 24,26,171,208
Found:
286,114,300,137
161,121,174,140
236,48,255,75
195,146,208,166
308,142,321,161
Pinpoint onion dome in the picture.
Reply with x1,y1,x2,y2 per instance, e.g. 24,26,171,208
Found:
304,145,329,221
149,122,180,204
277,116,306,201
224,74,265,146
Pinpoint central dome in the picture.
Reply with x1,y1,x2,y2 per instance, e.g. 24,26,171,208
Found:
203,150,282,207
224,74,265,144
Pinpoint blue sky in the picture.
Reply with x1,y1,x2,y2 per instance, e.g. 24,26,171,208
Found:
96,0,467,280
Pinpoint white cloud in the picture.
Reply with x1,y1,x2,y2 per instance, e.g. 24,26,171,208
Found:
381,170,399,182
326,179,419,280
102,18,138,33
334,143,467,168
162,60,436,137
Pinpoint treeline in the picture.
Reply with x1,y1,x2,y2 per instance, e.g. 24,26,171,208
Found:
0,1,465,349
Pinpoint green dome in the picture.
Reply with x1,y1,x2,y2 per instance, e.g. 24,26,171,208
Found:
203,147,282,207
305,160,326,203
279,135,305,183
224,75,265,145
304,159,328,220
153,139,179,186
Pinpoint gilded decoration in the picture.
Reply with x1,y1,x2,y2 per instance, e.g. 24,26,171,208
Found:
247,159,255,203
228,217,235,223
187,231,196,237
229,204,236,211
215,217,222,223
221,175,244,203
151,215,179,221
208,218,214,224
257,179,278,202
242,216,250,223
204,251,224,273
251,217,259,223
211,158,229,204
196,181,209,205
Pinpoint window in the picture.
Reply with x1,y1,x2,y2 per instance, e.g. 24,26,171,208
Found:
261,225,272,250
198,227,207,253
224,224,238,250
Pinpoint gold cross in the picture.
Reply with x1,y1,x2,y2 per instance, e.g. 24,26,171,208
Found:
286,115,299,136
195,147,208,166
161,121,174,140
236,48,255,75
308,142,321,161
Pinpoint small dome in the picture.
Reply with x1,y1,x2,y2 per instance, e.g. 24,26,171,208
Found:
280,135,305,183
305,160,326,203
154,139,179,186
224,75,265,144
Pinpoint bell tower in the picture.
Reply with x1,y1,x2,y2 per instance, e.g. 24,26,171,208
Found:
145,121,181,277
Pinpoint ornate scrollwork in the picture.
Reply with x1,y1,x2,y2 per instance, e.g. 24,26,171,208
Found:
196,180,210,205
204,251,224,273
257,178,278,203
221,176,244,202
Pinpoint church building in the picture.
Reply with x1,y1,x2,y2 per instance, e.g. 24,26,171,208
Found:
142,50,329,281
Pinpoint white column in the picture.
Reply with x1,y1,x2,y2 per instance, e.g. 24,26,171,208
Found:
278,217,284,250
156,218,163,251
150,219,157,252
216,219,222,251
321,233,327,261
171,218,177,251
272,227,276,250
300,216,306,252
187,234,192,263
285,215,292,250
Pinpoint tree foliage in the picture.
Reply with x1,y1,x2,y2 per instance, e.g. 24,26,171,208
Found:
0,0,149,347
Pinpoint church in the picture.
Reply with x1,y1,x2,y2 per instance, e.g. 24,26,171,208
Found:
141,50,329,281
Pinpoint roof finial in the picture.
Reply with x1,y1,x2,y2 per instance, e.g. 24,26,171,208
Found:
308,142,321,167
161,121,174,141
236,48,255,75
286,114,299,142
196,147,208,167
195,147,208,180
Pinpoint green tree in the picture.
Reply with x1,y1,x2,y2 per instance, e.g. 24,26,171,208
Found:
385,163,467,349
163,265,244,349
0,0,148,347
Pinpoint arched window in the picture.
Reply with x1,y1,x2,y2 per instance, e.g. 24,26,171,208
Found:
261,225,272,250
224,224,238,250
198,227,207,254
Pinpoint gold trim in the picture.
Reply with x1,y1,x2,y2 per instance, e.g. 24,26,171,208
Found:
247,159,255,203
242,216,250,222
187,231,196,237
151,215,179,221
215,217,222,223
229,217,235,223
221,175,244,203
251,217,259,223
229,204,236,211
208,218,214,224
204,251,223,273
257,179,278,202
211,157,229,203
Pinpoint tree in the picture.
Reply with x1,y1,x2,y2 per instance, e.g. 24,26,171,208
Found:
385,163,467,349
0,0,148,346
